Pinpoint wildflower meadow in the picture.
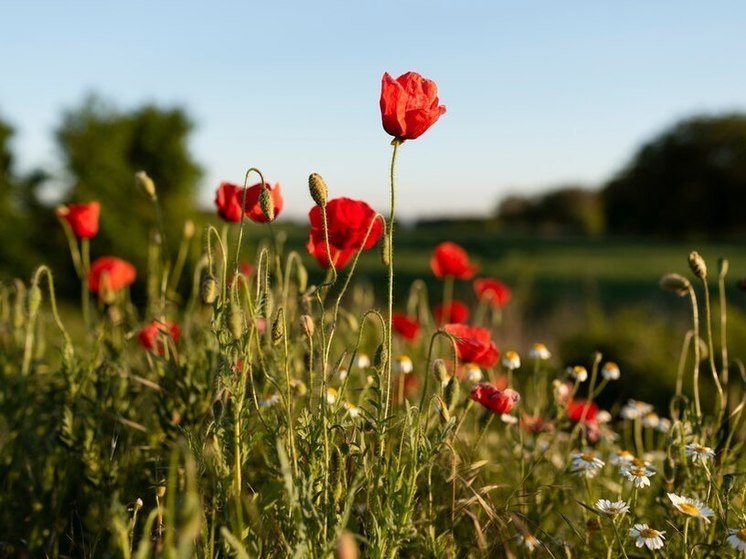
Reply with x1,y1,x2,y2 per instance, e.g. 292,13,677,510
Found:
2,71,746,559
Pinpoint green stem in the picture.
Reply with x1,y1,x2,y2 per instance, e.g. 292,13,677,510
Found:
688,285,702,419
700,276,725,421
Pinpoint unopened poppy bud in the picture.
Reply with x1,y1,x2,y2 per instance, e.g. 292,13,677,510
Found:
201,274,218,305
432,358,450,385
155,484,166,498
688,251,707,279
660,273,691,296
300,314,315,337
374,344,387,369
27,284,42,317
433,396,451,423
308,173,328,207
380,235,391,266
134,498,144,512
259,186,275,222
297,264,308,292
227,303,244,340
444,376,460,410
135,171,157,200
272,308,285,344
183,220,195,240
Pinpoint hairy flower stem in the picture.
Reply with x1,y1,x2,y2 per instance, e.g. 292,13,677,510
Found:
718,261,729,386
81,238,91,332
381,138,401,456
687,285,702,419
699,276,725,422
234,167,265,275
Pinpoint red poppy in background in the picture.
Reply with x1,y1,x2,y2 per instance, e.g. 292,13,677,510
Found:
307,197,383,269
474,278,511,308
215,182,244,222
243,182,284,223
88,257,136,295
392,313,421,342
138,320,181,355
443,323,499,368
57,202,100,239
566,399,599,423
430,242,478,279
380,72,446,141
469,383,520,414
434,300,470,324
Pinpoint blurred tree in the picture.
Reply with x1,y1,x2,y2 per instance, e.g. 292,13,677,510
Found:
496,185,604,235
604,113,746,237
56,96,202,270
0,118,50,281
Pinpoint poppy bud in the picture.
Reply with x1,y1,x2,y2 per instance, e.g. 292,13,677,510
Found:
296,264,308,293
201,274,218,305
444,376,460,410
226,303,244,340
432,358,450,385
300,314,315,337
135,171,157,200
374,344,387,369
719,257,729,276
27,283,42,317
134,498,144,512
308,173,328,207
660,273,691,296
380,234,391,267
688,251,707,279
272,308,285,345
259,186,275,222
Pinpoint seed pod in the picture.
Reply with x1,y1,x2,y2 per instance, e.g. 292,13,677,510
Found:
660,273,691,296
259,186,275,222
135,171,157,200
688,251,707,279
227,303,244,340
201,274,218,305
308,173,328,207
300,314,315,338
27,284,42,317
272,308,285,345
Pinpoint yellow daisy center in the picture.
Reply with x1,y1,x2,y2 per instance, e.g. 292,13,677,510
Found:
678,502,700,516
640,528,658,538
581,452,595,462
736,528,746,542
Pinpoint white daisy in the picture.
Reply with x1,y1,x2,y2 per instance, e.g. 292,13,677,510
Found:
395,354,413,374
343,401,361,418
609,450,635,465
464,363,483,383
567,365,588,382
657,417,672,433
601,362,620,380
621,465,656,488
642,412,660,429
620,399,654,420
596,499,630,516
596,410,613,424
685,443,715,463
502,350,521,370
629,523,666,550
501,413,518,425
571,451,605,478
326,387,338,405
667,493,714,523
259,393,280,408
727,528,746,552
356,353,371,369
517,534,541,552
338,368,348,381
528,343,551,360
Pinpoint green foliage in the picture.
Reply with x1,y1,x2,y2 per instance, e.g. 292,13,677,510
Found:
604,113,746,238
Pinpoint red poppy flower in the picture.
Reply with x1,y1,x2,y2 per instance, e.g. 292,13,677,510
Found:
307,197,383,269
57,201,101,239
138,320,181,355
443,323,499,368
430,242,478,280
469,383,520,414
474,278,511,309
566,399,599,423
392,313,421,342
380,72,446,141
243,182,283,223
434,300,470,324
215,182,244,222
88,256,137,294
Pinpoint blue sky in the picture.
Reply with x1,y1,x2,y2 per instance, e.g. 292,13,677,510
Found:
2,1,746,219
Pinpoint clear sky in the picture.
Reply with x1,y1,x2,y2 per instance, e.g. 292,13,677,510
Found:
2,1,746,220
